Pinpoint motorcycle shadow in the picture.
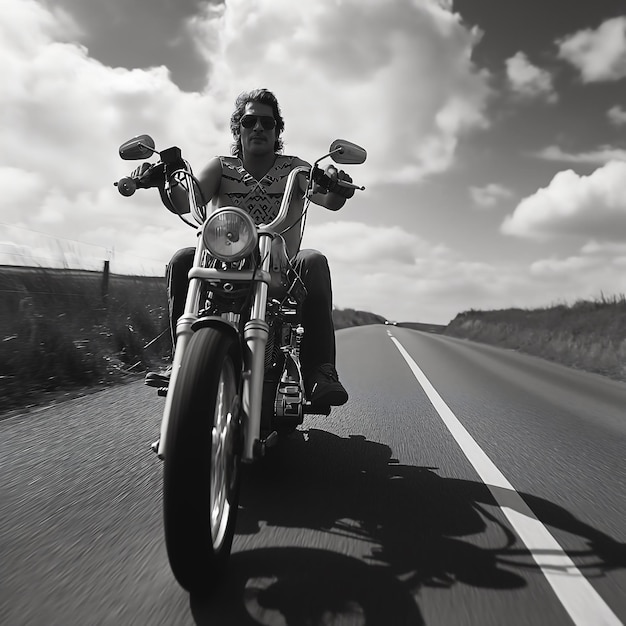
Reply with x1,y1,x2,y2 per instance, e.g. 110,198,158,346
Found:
191,547,423,625
190,428,626,625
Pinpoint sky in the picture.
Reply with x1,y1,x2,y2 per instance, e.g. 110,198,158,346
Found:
2,0,626,324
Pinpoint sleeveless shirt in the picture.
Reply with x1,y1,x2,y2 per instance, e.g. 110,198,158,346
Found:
211,155,305,258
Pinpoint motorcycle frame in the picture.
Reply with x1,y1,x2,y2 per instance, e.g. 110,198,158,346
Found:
156,164,311,462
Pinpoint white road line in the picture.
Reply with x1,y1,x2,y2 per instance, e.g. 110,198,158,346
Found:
389,334,623,626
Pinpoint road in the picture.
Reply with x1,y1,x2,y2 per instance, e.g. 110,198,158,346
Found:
1,325,625,625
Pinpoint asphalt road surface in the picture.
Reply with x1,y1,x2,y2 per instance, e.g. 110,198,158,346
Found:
1,325,625,625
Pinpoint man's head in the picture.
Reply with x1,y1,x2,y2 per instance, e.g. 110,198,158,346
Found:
230,88,285,159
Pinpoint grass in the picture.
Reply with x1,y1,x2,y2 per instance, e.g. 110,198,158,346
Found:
5,265,622,415
0,267,385,415
0,267,170,414
332,307,386,329
444,294,626,382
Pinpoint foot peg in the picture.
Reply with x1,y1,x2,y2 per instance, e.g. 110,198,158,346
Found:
253,431,279,458
151,439,160,454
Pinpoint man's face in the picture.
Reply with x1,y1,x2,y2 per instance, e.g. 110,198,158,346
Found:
239,101,277,158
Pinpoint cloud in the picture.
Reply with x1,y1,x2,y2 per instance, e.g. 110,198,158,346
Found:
2,0,84,48
529,241,626,300
0,167,47,209
501,161,626,241
469,183,514,209
188,0,491,183
4,0,625,326
505,52,557,102
558,16,626,82
300,219,626,322
301,221,463,322
302,221,422,266
1,0,490,224
1,0,227,253
530,254,607,277
0,0,495,316
580,239,626,256
534,145,626,165
608,105,626,126
0,192,192,274
300,221,543,323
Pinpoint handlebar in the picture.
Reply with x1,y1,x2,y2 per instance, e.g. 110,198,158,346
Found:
114,176,139,196
114,145,365,226
113,164,165,196
310,166,365,194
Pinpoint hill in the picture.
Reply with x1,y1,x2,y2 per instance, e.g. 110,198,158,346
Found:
332,307,387,329
444,295,626,383
396,321,446,334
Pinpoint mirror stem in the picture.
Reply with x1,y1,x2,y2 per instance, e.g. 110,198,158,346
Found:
313,147,342,168
139,142,159,156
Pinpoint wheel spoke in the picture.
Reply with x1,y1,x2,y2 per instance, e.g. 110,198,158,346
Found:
209,357,238,548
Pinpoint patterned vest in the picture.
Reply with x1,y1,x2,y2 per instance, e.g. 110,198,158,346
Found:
211,155,305,257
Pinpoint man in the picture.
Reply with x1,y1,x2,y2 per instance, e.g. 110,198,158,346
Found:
139,88,354,406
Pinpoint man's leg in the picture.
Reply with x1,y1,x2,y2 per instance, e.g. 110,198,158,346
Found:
292,249,348,406
146,246,194,387
166,247,195,351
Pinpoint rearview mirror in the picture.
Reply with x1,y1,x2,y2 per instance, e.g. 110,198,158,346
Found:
329,140,367,165
119,134,156,160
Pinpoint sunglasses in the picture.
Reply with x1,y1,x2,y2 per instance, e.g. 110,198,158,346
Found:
240,115,276,130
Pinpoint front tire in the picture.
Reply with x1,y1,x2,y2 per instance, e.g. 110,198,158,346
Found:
163,327,242,593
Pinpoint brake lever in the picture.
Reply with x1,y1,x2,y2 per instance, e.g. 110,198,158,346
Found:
336,179,365,191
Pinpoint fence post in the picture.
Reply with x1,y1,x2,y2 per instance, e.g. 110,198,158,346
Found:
102,260,110,304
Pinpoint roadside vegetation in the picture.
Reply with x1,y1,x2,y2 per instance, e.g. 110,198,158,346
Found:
0,267,386,414
0,267,170,414
333,308,386,329
4,267,623,415
445,294,626,383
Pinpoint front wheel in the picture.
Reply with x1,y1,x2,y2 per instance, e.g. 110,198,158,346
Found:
163,327,242,593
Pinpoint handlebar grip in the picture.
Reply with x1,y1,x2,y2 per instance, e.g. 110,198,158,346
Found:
116,176,137,196
311,167,364,193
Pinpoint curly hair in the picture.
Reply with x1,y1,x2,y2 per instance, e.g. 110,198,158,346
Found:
230,88,285,158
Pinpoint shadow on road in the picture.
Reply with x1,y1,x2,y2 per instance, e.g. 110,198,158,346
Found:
191,547,423,625
190,428,626,625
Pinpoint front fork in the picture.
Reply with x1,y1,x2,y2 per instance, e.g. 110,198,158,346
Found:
241,232,273,461
156,233,274,462
156,242,205,460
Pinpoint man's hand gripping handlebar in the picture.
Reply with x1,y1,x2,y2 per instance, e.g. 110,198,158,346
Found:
311,164,365,199
114,146,187,197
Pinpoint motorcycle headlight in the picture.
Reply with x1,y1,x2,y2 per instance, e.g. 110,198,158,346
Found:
202,207,257,262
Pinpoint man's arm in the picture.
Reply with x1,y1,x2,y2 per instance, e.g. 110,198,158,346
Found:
293,157,350,212
162,157,222,214
313,190,348,211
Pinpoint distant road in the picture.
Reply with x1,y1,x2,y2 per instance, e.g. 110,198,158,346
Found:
1,325,625,625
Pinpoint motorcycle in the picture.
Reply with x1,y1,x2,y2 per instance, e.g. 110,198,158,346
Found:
115,134,366,592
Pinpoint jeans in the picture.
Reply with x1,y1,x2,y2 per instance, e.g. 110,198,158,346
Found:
166,247,336,377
